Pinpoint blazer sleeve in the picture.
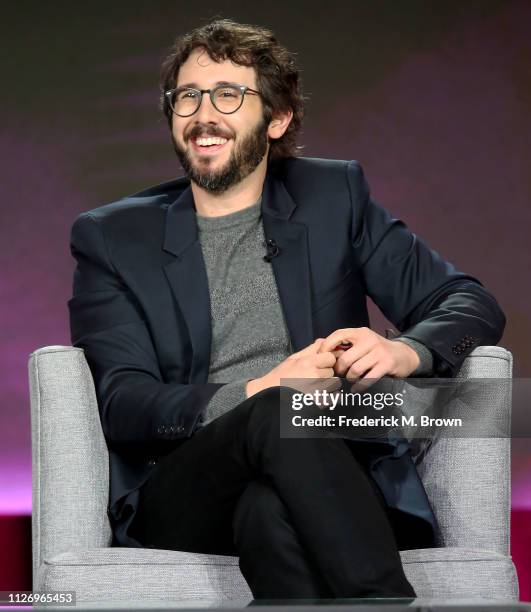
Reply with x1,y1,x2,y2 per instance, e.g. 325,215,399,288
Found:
347,160,506,377
68,212,223,444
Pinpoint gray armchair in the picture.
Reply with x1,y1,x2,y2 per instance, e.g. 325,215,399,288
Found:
29,345,519,603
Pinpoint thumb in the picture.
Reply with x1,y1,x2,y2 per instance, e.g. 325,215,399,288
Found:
293,338,325,357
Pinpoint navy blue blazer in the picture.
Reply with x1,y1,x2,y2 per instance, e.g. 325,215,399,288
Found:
68,156,505,548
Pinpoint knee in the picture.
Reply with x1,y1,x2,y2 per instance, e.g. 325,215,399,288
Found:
235,479,283,522
233,480,286,544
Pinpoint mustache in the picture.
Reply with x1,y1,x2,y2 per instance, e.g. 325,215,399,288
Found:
187,126,233,141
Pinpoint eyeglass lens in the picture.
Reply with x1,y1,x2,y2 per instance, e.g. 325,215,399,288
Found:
170,85,243,116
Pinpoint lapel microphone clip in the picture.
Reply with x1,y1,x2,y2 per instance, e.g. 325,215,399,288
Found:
263,239,280,262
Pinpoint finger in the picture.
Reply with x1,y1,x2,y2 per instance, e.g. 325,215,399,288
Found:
316,367,336,378
301,376,342,408
318,328,360,353
289,377,322,393
334,343,373,376
294,370,335,387
331,349,345,360
302,375,341,390
307,375,342,390
295,338,325,357
351,365,386,392
293,377,338,396
345,351,378,381
313,352,337,367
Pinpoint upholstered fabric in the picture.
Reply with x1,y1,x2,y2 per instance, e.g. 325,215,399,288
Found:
29,346,112,582
400,547,518,599
29,345,519,601
37,546,517,602
417,346,512,555
38,548,253,602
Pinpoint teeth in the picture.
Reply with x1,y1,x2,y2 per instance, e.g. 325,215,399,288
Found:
195,137,228,146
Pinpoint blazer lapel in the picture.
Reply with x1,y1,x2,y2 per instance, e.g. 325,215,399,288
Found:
162,185,212,382
261,170,314,351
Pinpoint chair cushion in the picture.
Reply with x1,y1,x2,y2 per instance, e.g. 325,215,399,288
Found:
38,548,253,602
400,547,519,599
37,546,518,602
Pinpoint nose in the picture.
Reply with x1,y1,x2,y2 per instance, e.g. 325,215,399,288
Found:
193,91,219,124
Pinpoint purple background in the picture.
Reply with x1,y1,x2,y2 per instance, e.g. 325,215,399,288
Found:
1,1,530,516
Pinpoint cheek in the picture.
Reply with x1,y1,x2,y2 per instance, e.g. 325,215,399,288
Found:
171,119,186,142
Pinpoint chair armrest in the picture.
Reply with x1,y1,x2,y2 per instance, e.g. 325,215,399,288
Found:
416,346,512,555
29,346,112,587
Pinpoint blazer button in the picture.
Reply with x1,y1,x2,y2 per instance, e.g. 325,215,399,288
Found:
177,425,185,433
148,458,158,467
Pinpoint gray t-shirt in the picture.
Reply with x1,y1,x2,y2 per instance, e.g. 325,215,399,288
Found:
196,196,291,426
195,195,433,428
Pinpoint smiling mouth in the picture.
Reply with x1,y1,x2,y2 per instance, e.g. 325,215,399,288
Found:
190,136,231,155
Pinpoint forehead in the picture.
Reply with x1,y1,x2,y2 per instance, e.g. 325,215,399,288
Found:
176,47,257,89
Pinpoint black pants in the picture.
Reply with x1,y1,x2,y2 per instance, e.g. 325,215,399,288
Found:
128,387,416,599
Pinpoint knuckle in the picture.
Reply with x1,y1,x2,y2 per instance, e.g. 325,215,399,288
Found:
349,364,361,377
341,359,352,372
380,350,392,365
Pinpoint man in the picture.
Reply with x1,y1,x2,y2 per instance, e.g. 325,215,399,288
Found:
68,19,505,599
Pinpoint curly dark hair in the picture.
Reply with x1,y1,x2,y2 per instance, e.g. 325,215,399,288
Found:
160,18,307,162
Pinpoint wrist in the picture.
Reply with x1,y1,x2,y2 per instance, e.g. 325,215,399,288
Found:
390,340,420,377
393,336,434,377
246,377,265,397
402,344,421,376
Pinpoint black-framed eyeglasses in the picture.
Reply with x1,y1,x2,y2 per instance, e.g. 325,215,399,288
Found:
164,83,262,117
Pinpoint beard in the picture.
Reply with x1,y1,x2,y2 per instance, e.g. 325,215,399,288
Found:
172,115,269,195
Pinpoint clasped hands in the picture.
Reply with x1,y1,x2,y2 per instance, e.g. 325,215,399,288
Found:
318,327,420,381
245,327,420,398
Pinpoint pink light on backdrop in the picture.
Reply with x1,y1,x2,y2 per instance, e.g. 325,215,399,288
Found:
0,126,84,517
0,462,31,515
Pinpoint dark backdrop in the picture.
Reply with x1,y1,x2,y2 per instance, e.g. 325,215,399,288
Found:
1,0,530,513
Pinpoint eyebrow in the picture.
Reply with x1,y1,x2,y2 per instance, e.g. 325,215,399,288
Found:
176,80,241,89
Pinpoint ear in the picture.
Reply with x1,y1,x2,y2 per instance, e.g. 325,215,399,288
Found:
267,108,294,140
